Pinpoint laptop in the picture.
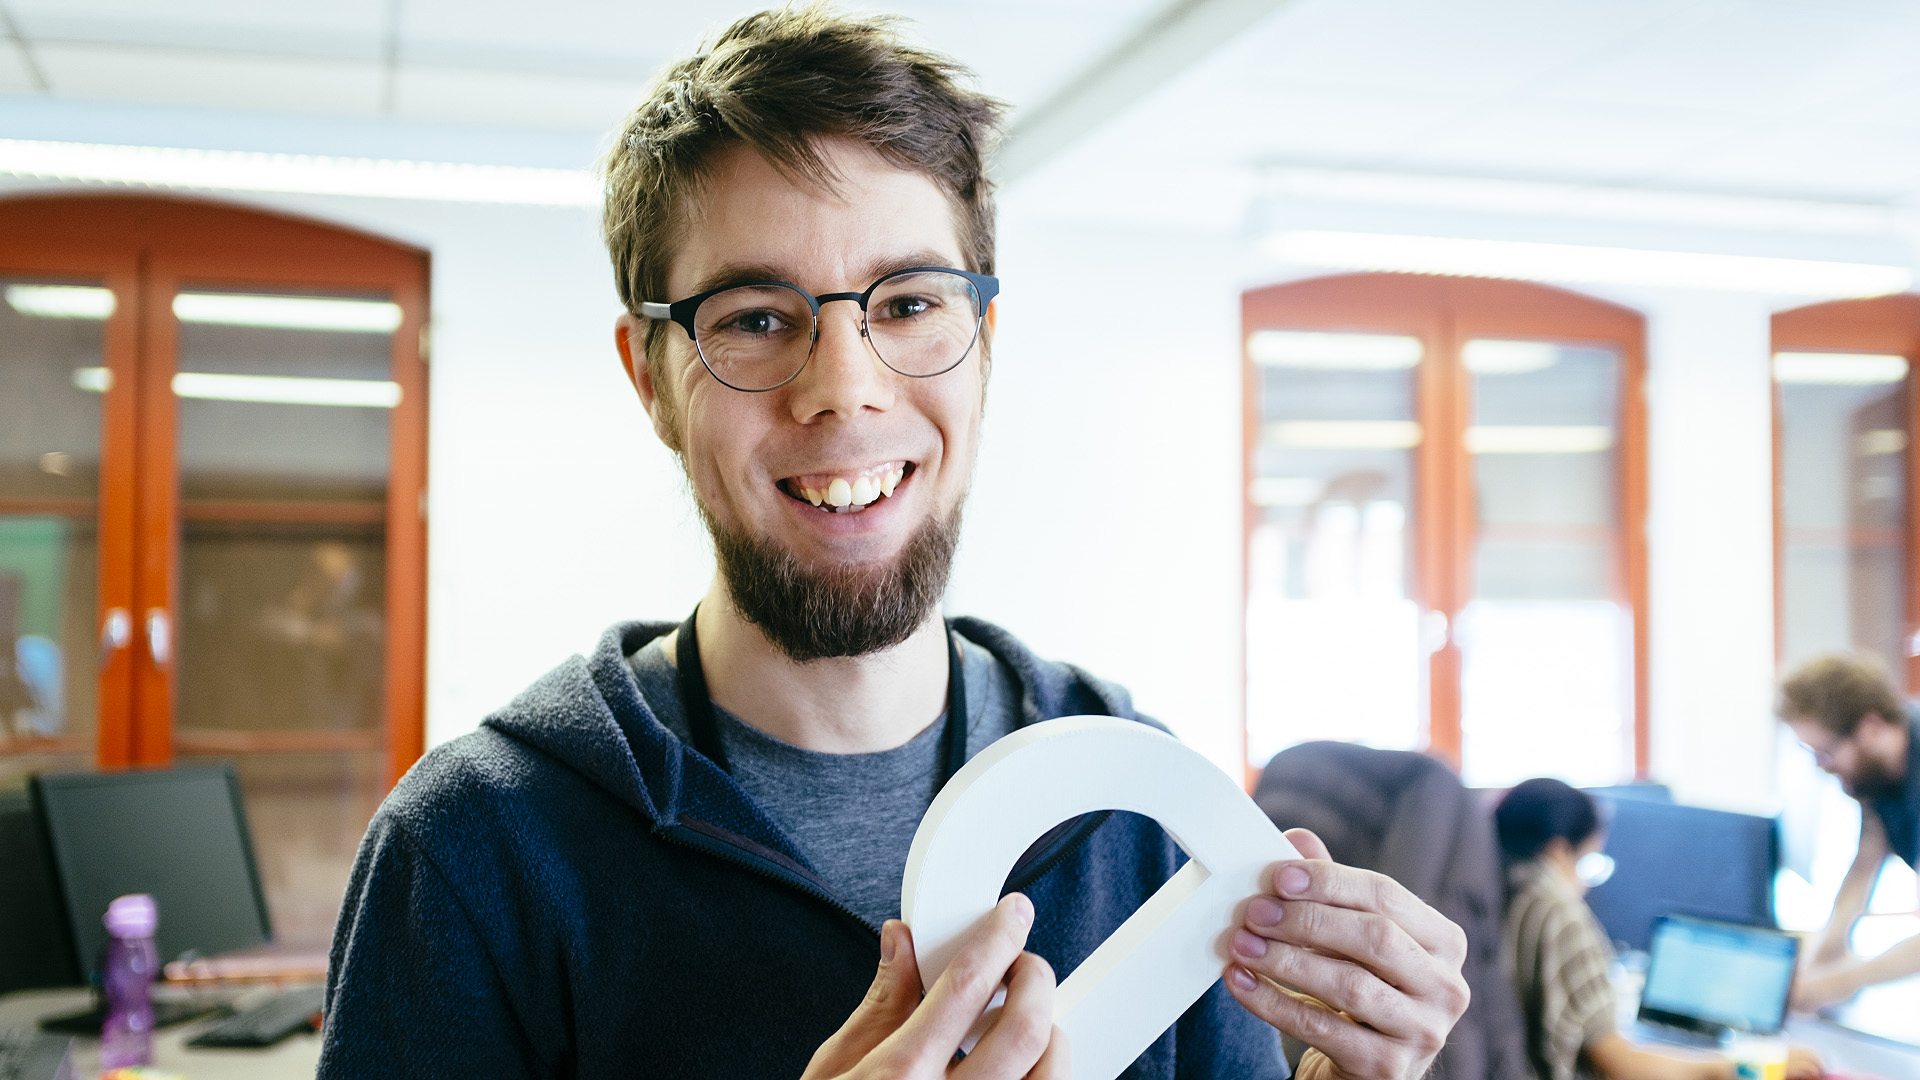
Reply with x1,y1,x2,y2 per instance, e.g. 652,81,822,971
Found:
1633,914,1799,1044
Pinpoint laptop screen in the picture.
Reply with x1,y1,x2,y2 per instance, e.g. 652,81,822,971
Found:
1639,915,1798,1035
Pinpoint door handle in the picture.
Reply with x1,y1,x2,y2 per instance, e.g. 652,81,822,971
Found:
145,608,172,668
100,608,132,670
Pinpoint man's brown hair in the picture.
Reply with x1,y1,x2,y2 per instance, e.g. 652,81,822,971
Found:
601,6,1004,389
1778,653,1907,737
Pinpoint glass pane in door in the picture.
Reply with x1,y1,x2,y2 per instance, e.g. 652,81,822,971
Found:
1458,339,1629,786
1246,331,1424,768
0,279,110,789
1776,351,1909,674
172,288,398,948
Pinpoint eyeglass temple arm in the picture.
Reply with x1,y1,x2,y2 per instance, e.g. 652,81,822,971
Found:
639,302,672,320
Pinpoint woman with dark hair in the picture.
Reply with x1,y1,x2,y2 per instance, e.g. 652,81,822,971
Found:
1495,779,1819,1080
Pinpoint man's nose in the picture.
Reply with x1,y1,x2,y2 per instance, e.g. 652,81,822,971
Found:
787,300,894,422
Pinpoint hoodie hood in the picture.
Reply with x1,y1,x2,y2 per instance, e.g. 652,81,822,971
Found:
475,617,1142,871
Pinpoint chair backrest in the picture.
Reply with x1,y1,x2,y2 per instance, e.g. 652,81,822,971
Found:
0,788,82,994
1257,741,1531,1080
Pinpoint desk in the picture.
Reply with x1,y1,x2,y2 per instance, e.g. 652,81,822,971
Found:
0,986,321,1079
1783,1013,1920,1080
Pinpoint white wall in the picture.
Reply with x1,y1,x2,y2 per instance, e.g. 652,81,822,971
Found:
1633,291,1783,813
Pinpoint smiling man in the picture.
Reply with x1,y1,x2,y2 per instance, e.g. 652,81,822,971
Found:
317,9,1467,1080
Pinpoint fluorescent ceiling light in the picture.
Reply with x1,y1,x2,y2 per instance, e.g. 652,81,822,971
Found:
7,284,115,319
1265,420,1422,449
1265,230,1913,298
1772,352,1909,385
71,367,113,393
1463,340,1559,375
174,293,402,333
171,372,401,408
1858,429,1906,457
1465,425,1613,454
1260,166,1901,236
1248,330,1421,370
0,138,597,207
1249,477,1324,507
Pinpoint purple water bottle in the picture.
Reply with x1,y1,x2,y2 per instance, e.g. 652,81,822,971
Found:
99,893,159,1069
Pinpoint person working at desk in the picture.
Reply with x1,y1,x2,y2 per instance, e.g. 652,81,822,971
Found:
1495,780,1820,1080
1779,654,1920,1010
315,8,1471,1079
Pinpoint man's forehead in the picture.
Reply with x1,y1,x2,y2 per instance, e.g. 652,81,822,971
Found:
668,140,964,295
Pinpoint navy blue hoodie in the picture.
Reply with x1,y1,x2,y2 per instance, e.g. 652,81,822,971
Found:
318,618,1289,1079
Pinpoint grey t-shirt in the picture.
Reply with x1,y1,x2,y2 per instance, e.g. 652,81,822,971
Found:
628,633,1022,926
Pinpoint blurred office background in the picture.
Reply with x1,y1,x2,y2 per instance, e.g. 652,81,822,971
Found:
1,0,1917,952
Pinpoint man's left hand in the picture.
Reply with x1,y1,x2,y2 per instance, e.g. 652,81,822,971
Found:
1225,828,1470,1080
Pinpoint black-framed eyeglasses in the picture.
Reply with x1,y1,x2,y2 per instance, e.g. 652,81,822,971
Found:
640,266,999,392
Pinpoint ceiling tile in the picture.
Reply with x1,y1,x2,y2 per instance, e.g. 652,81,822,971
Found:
0,46,43,94
397,0,682,66
394,65,643,133
12,0,388,49
1541,3,1920,122
34,43,384,117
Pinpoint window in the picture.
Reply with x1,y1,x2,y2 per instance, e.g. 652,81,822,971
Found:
1771,295,1920,935
1243,273,1647,786
0,194,428,947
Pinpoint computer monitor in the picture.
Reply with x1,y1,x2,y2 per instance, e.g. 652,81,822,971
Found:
30,766,271,979
1583,796,1777,952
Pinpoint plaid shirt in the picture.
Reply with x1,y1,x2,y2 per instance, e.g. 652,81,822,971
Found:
1503,860,1617,1080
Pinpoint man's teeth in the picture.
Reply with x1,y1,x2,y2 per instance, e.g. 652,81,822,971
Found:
795,465,906,511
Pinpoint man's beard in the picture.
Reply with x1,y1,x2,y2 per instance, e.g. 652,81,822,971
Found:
1841,754,1906,801
701,501,962,663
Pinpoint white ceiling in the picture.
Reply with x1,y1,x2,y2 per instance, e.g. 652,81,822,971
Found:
1061,0,1920,204
0,0,1168,134
5,0,1920,206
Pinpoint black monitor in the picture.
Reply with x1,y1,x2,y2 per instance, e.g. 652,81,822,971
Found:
1583,795,1777,952
30,766,271,979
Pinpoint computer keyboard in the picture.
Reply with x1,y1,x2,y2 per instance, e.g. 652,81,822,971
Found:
186,985,325,1049
0,1029,75,1080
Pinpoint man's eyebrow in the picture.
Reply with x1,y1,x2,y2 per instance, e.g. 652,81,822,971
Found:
683,250,962,298
685,263,792,298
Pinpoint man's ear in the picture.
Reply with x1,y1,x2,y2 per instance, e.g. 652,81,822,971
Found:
614,312,647,394
985,299,997,334
615,312,683,453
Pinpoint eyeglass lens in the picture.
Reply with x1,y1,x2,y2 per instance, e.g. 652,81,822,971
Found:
691,270,982,391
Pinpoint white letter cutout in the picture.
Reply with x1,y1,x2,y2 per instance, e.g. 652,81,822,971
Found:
901,716,1300,1080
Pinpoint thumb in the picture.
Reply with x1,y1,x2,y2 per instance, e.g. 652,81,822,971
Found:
1283,827,1333,863
802,920,924,1079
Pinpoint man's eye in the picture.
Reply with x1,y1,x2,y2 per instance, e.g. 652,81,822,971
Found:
881,296,932,320
721,309,788,335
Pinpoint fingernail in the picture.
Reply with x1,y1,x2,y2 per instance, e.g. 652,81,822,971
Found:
1231,929,1268,959
1229,966,1257,992
881,921,898,963
1278,865,1310,896
1009,893,1034,927
1247,896,1283,927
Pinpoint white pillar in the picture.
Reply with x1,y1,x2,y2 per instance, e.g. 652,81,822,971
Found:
1640,292,1780,813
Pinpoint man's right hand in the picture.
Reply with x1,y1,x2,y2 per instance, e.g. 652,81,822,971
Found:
803,893,1071,1080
